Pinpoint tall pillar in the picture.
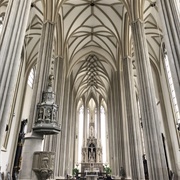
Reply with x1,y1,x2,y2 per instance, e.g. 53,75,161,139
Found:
109,72,122,175
120,70,131,177
111,80,116,173
123,56,144,179
55,56,64,102
69,98,76,174
19,133,43,180
157,0,180,109
131,19,169,180
58,78,71,177
113,72,120,175
28,21,56,131
54,56,64,177
107,96,114,170
19,21,56,179
74,107,79,170
116,71,126,176
0,0,32,167
65,87,75,175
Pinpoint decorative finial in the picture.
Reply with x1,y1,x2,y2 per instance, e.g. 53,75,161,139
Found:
48,74,54,87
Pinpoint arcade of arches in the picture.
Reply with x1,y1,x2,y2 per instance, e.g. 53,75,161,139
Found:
0,0,180,180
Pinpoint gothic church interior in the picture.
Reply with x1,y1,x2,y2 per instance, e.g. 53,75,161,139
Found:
0,0,180,179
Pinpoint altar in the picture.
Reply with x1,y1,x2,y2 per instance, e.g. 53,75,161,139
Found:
82,166,102,180
86,175,98,180
81,135,103,174
80,114,104,177
81,163,103,174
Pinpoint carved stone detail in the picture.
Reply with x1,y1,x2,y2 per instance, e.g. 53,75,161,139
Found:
33,151,55,180
33,75,61,134
81,122,103,173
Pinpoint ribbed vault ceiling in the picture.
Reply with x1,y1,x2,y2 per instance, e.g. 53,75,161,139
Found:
0,0,162,102
63,0,125,101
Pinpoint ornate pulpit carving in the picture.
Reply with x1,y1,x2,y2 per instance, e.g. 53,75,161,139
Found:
33,75,60,135
33,151,55,180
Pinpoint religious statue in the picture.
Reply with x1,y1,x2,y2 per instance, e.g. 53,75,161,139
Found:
38,108,44,120
52,109,56,121
90,126,94,137
98,150,102,162
45,108,51,121
89,147,96,162
41,156,49,169
82,150,86,162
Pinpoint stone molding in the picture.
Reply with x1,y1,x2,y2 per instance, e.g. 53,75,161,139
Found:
33,151,55,180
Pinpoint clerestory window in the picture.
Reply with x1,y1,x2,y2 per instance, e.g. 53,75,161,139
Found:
27,67,35,88
78,105,84,163
0,15,4,34
163,44,180,127
101,105,107,163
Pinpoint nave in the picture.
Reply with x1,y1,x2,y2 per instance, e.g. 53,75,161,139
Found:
0,0,180,180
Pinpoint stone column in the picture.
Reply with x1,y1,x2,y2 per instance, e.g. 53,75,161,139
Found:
19,21,56,179
157,0,180,108
123,56,144,179
109,73,121,175
54,56,64,177
0,0,31,166
28,21,56,131
131,19,169,180
107,97,113,169
112,72,120,175
69,100,76,174
58,78,71,177
55,56,64,101
19,133,43,180
110,82,115,173
74,108,79,170
65,87,74,175
119,70,129,177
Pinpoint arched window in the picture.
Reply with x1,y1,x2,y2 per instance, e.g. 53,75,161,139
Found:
101,105,106,163
87,108,90,137
27,67,35,88
78,105,84,163
95,108,97,138
163,44,180,127
0,15,4,34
